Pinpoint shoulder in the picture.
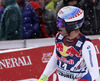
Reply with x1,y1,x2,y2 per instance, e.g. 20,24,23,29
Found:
82,40,95,53
6,4,19,12
83,40,93,47
83,35,92,45
55,32,64,43
79,34,92,43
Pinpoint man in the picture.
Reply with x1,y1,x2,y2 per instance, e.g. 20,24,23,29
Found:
0,0,22,40
38,6,99,81
17,0,40,39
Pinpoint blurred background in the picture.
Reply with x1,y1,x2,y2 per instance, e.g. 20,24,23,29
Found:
0,0,100,41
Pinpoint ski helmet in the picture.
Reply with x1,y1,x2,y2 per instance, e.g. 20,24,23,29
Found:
56,6,84,34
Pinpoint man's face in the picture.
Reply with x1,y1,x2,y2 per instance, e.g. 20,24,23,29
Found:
56,17,67,36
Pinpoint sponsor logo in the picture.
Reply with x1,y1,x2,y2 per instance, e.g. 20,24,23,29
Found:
57,69,74,79
42,52,52,63
0,56,32,69
87,45,93,67
56,43,81,57
57,56,74,65
58,72,74,79
76,41,83,47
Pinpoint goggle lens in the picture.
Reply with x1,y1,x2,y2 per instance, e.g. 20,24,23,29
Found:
56,17,65,28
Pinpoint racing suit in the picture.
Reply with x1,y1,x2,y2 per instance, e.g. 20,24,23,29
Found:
42,32,99,81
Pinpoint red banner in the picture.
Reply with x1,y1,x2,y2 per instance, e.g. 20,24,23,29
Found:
0,46,54,81
0,39,100,81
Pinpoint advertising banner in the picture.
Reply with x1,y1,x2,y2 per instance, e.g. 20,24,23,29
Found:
0,46,54,81
0,39,100,81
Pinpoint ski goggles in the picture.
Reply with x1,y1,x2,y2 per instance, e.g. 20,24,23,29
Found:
56,17,66,28
56,17,84,28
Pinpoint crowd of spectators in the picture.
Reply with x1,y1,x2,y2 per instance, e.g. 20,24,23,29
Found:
0,0,100,41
